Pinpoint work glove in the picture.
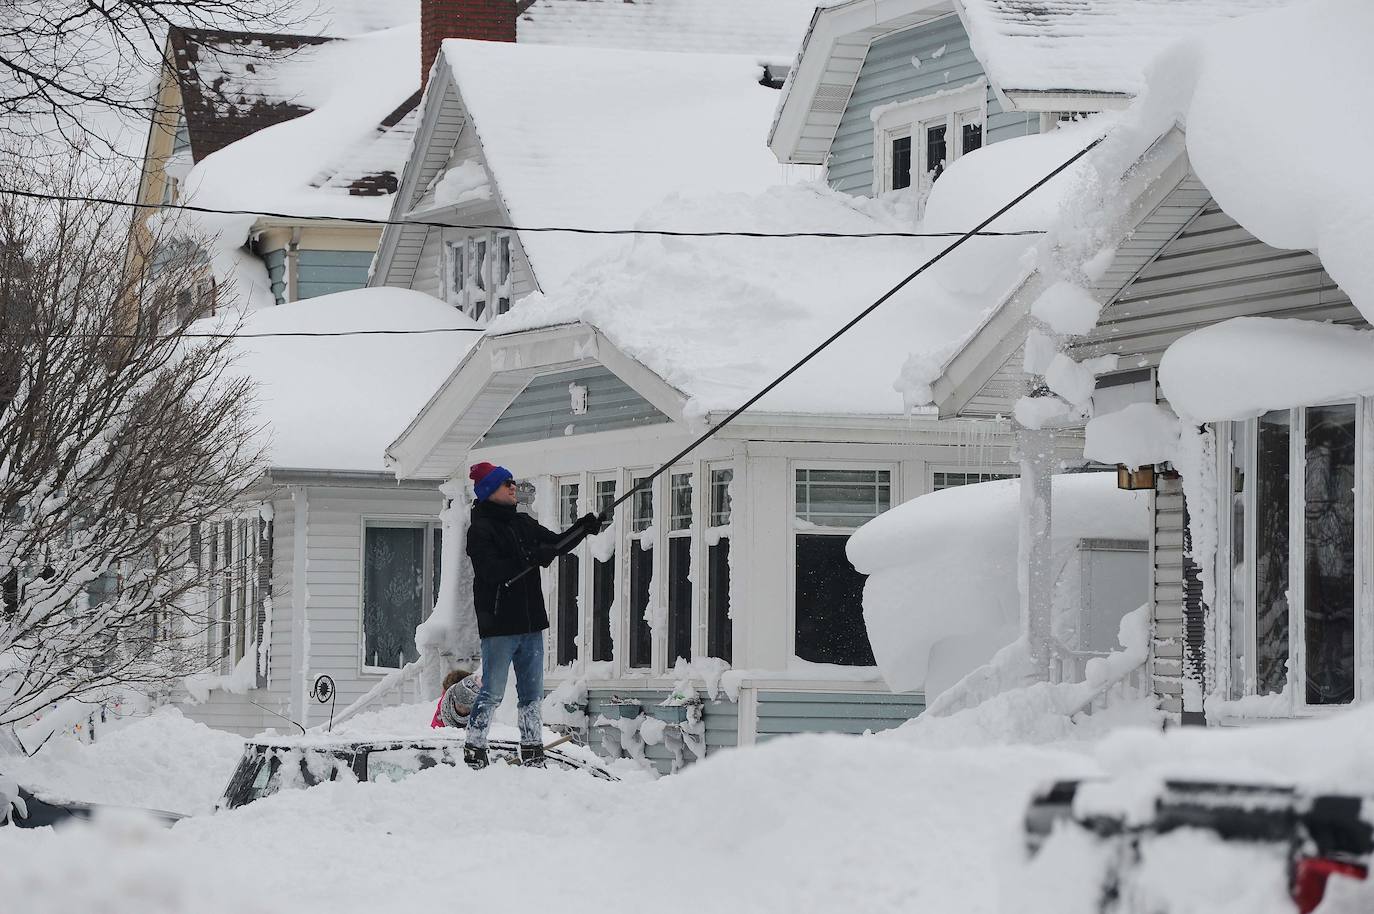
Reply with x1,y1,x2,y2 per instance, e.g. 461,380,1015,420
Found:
576,512,609,535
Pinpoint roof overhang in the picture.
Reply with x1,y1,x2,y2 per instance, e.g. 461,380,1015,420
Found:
768,0,955,166
386,322,689,480
930,128,1191,418
999,90,1133,114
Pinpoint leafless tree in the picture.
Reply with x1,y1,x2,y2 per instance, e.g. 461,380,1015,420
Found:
0,162,263,727
0,0,301,156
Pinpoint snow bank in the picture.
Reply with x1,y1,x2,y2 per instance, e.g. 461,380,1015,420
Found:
848,474,1149,695
1159,317,1374,421
1184,0,1374,323
212,287,481,472
0,707,243,815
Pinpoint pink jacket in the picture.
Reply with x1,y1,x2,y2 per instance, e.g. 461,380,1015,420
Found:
430,698,445,729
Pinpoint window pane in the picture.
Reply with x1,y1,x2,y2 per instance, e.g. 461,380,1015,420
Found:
631,476,653,532
932,470,1015,491
891,135,912,191
450,243,464,295
710,468,733,527
707,539,731,663
431,527,442,607
557,553,579,666
961,121,982,155
592,556,614,662
796,469,891,527
1303,404,1356,705
1254,410,1290,695
670,472,692,531
596,480,617,516
363,527,425,668
497,235,511,284
629,543,653,668
925,123,947,181
795,534,875,666
559,483,580,529
1227,422,1247,700
474,239,487,291
668,537,692,664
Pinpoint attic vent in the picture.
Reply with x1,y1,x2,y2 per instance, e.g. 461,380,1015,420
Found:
809,83,850,114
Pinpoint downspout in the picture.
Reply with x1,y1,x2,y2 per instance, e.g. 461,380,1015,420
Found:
288,486,311,727
1018,426,1056,680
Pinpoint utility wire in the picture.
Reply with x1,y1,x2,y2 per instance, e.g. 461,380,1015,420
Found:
2,327,487,340
0,186,1048,240
507,135,1104,584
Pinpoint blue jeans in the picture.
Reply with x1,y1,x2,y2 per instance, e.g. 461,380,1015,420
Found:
465,632,544,749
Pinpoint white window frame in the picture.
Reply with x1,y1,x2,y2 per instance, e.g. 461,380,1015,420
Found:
1213,399,1369,713
358,516,442,675
872,80,986,196
929,467,1017,491
788,461,897,666
442,231,515,321
702,462,735,665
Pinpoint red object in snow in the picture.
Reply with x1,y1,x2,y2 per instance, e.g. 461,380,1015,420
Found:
1292,856,1367,913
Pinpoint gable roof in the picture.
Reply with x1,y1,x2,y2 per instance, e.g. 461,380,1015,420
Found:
955,0,1300,97
437,39,803,291
516,0,820,61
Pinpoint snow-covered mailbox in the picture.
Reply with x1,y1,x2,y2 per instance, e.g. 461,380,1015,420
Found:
175,289,481,736
850,474,1150,703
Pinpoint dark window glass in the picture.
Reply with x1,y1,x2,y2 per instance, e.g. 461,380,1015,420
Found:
556,553,579,666
221,520,232,660
1227,423,1247,700
592,556,614,662
629,543,653,668
363,526,425,668
794,535,875,666
707,539,731,663
631,477,653,532
668,537,692,664
1303,404,1356,705
236,519,248,660
891,135,912,190
961,121,983,155
710,469,733,527
931,470,1015,491
925,123,947,182
474,239,487,291
1254,410,1290,695
431,528,442,605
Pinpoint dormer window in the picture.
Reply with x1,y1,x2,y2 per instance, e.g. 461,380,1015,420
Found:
873,80,986,196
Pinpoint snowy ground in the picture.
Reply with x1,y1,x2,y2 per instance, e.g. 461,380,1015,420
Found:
4,697,1374,913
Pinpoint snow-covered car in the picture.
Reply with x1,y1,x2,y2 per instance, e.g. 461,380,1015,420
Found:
0,774,184,829
1024,778,1371,913
218,735,616,810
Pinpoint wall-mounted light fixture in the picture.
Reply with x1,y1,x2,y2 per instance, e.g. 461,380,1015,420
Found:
1116,464,1156,491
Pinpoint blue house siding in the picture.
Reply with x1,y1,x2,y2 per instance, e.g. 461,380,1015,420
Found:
479,365,670,447
755,691,924,741
585,689,737,775
828,16,1037,196
262,248,287,305
296,249,374,300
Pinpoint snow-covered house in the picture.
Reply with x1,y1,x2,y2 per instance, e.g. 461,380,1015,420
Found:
363,33,1091,771
131,21,422,318
178,289,481,735
916,0,1364,724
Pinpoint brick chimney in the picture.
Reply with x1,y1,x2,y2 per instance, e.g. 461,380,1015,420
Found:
422,0,519,89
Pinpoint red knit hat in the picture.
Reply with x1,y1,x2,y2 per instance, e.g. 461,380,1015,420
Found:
469,462,497,483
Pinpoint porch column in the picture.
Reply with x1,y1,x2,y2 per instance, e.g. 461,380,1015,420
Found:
417,476,480,698
1018,426,1056,680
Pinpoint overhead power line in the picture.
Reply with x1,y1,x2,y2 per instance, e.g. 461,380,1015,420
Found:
505,134,1105,585
0,186,1048,240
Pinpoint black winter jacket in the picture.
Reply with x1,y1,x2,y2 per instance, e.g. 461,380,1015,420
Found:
466,500,588,639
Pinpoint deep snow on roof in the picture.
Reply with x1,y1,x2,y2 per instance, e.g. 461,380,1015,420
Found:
516,0,819,60
959,0,1299,95
488,116,1103,417
220,288,481,472
443,39,808,290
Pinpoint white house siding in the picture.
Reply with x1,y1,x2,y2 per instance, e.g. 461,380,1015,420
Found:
827,15,1037,196
178,479,443,736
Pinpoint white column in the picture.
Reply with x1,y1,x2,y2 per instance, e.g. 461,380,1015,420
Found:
1018,427,1056,680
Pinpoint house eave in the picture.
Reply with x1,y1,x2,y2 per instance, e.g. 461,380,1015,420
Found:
386,322,690,481
1001,89,1134,113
